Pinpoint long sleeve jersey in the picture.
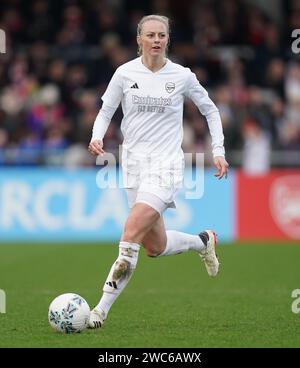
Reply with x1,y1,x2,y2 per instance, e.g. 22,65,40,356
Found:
92,57,225,160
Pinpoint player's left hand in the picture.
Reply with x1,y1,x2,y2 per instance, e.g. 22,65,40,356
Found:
213,156,229,179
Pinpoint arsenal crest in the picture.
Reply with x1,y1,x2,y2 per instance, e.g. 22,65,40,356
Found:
165,82,175,93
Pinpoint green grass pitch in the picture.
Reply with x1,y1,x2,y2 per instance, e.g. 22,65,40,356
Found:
0,242,300,347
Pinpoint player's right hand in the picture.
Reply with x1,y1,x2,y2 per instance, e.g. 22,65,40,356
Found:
88,139,105,156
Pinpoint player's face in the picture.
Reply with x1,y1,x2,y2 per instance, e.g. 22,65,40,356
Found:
137,20,168,57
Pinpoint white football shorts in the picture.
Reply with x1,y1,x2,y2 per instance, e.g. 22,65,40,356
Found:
122,150,184,215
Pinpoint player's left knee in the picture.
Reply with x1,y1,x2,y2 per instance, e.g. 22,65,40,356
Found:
144,243,166,258
145,248,160,257
143,237,166,257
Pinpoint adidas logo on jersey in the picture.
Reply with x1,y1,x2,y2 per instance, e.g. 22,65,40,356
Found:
130,83,139,89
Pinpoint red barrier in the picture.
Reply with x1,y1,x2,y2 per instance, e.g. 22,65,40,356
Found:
237,170,300,240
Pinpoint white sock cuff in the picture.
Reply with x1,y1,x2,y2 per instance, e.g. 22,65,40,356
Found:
159,230,203,256
158,231,173,256
119,241,140,253
119,241,140,268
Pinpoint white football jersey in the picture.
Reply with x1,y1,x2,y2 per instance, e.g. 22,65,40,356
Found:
99,57,225,159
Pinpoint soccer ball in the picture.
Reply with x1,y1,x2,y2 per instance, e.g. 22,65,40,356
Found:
48,293,90,333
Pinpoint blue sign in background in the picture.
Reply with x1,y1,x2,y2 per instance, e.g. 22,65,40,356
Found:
0,168,235,242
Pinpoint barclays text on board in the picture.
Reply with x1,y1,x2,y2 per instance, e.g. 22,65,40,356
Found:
0,168,234,242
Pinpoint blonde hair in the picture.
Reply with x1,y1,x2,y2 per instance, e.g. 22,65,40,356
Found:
137,14,170,56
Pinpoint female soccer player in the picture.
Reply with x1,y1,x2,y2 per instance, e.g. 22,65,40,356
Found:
88,14,229,328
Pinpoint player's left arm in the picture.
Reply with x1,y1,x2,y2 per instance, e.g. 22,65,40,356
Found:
184,71,229,179
213,156,229,180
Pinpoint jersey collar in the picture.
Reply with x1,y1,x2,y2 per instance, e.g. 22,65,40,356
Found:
139,57,169,74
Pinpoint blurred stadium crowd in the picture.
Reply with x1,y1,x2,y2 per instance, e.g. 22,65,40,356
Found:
0,0,299,170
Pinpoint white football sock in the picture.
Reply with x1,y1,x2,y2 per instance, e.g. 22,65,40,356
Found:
159,230,205,256
95,241,140,320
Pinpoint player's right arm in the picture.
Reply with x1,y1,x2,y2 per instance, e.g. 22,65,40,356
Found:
88,68,123,156
88,104,117,155
88,138,104,156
